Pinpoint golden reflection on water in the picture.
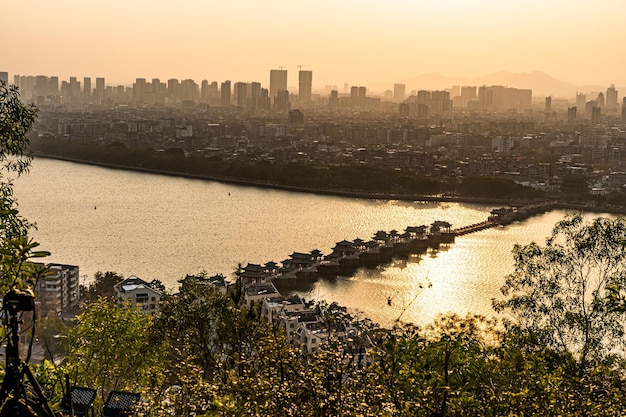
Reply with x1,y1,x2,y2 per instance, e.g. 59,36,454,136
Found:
14,159,618,328
298,211,610,328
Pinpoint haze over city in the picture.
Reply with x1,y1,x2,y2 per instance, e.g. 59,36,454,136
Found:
5,0,626,90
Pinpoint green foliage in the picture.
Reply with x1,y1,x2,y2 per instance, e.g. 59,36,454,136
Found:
458,176,539,198
0,81,48,293
495,214,626,372
30,137,450,196
63,297,166,410
37,315,70,361
79,271,124,304
0,80,37,175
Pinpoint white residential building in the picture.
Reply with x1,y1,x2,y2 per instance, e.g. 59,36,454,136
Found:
113,276,163,314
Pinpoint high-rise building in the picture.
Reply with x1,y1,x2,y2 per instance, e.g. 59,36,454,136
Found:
180,79,199,101
133,78,146,102
576,93,586,110
393,84,405,102
568,106,577,122
478,85,532,111
269,69,287,102
220,80,231,107
358,86,367,109
274,89,290,112
591,106,601,124
34,263,80,314
209,81,219,104
95,77,105,103
49,76,59,95
0,72,7,84
606,85,618,110
234,82,248,107
329,90,339,110
250,82,261,98
167,79,180,104
35,75,49,97
201,80,209,101
69,77,80,99
597,92,605,108
298,70,312,103
461,86,477,99
259,88,270,110
622,98,626,125
545,96,551,114
83,77,92,101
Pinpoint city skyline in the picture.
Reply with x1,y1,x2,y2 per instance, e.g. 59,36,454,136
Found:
4,0,626,88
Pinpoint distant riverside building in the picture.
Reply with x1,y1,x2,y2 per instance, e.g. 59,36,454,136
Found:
393,83,405,101
298,70,312,103
269,69,287,105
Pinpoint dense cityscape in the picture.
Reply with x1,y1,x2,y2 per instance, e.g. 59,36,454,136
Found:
4,65,626,415
5,69,626,203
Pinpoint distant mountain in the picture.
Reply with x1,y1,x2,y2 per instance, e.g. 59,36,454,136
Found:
386,70,618,99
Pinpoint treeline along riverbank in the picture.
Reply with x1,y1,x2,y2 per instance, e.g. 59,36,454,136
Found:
30,137,544,203
31,148,626,215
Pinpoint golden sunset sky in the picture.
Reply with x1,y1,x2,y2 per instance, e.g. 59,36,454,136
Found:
4,0,626,89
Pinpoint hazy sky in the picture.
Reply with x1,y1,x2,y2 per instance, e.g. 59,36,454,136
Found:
4,0,626,88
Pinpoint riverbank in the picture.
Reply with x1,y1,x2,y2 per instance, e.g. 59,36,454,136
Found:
30,152,557,206
33,152,626,215
32,152,498,202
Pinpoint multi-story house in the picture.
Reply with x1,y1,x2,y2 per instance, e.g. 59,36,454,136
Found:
34,263,80,316
113,276,163,314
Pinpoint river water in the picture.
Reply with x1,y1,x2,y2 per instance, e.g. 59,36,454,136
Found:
13,158,607,327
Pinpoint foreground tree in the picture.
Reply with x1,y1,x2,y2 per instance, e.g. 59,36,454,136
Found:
494,214,626,373
0,80,48,293
63,297,166,410
79,271,125,304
